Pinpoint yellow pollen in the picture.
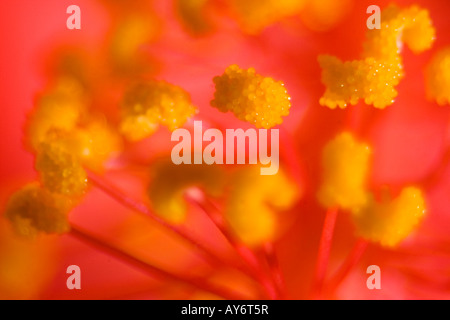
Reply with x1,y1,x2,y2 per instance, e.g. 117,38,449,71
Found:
318,132,371,210
27,77,86,150
225,167,298,247
147,160,225,224
70,119,122,172
211,64,291,129
319,5,435,109
35,142,88,197
352,187,426,247
4,184,73,238
425,47,450,106
120,80,198,141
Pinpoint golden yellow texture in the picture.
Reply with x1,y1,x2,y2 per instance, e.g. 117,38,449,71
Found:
318,132,371,210
211,64,291,129
352,187,426,247
27,78,120,172
45,121,121,172
319,5,435,109
35,142,87,197
225,167,298,247
148,160,225,224
425,48,450,105
27,77,86,150
120,80,198,141
4,184,73,238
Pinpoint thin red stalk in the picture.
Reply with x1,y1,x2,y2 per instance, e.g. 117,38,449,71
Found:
263,242,286,299
186,195,278,299
87,171,241,272
69,224,246,300
325,238,369,296
311,206,339,299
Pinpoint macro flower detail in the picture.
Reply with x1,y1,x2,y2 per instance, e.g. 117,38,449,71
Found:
425,47,450,105
8,74,120,239
319,5,435,109
211,65,291,129
27,76,120,172
120,80,198,141
69,120,122,172
318,132,427,248
352,187,426,247
318,132,371,211
35,142,87,197
148,160,226,224
225,167,298,247
2,0,450,302
4,184,73,238
27,77,86,151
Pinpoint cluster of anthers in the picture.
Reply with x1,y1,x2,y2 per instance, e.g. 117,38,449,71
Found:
5,62,295,247
6,77,121,238
319,5,435,109
6,65,289,237
3,0,450,300
318,132,426,247
4,44,297,299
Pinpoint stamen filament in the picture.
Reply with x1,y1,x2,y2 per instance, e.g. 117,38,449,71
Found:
87,171,240,273
69,224,247,300
325,238,369,296
263,242,286,299
311,206,339,299
187,194,278,299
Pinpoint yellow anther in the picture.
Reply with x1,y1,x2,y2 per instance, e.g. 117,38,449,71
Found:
72,119,122,172
120,80,197,141
318,56,402,109
318,132,371,210
35,116,120,174
35,141,87,197
230,0,305,34
147,160,225,224
319,5,435,109
27,76,120,171
225,167,298,247
352,187,426,247
4,184,73,238
211,64,291,129
27,77,86,150
425,47,450,106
